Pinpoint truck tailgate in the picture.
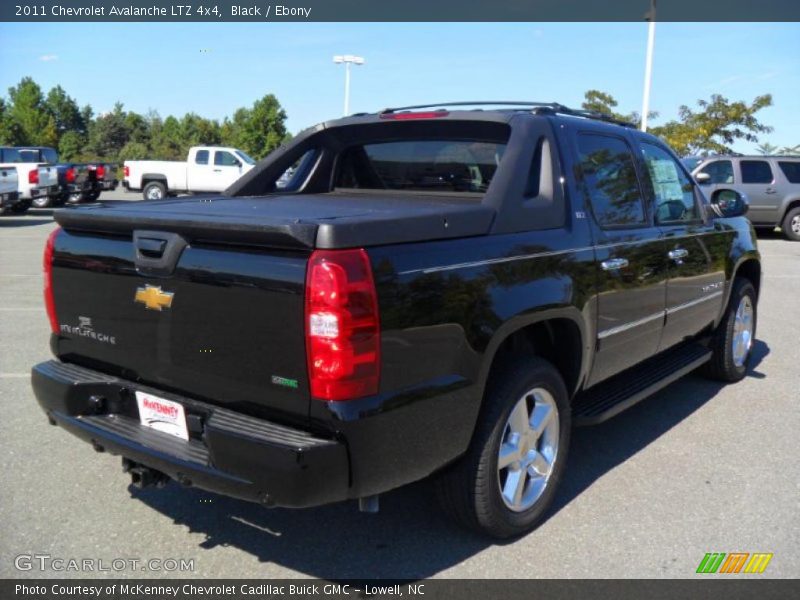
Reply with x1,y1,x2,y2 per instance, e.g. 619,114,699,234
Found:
37,164,58,188
0,165,17,194
51,228,311,420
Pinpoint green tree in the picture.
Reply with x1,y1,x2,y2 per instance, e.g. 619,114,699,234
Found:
124,111,150,144
779,144,800,156
180,113,222,148
7,77,58,146
581,90,773,156
149,115,184,160
581,89,657,126
756,142,778,155
45,85,86,137
0,98,24,144
85,102,130,160
118,141,150,162
58,130,85,161
649,94,773,156
224,94,287,159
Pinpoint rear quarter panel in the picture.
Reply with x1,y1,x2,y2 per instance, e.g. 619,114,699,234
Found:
310,225,596,497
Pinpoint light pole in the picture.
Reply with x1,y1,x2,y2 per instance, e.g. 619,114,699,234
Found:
640,0,656,131
333,55,365,116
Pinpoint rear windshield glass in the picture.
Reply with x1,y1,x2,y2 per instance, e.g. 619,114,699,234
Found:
335,140,506,194
1,148,22,163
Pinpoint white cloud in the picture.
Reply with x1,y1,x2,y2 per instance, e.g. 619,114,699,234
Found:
39,54,59,62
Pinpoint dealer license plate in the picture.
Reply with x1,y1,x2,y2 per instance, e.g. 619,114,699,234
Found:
135,391,189,441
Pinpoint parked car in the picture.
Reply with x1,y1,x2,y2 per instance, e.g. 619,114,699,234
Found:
17,147,93,207
32,102,760,538
123,146,256,200
0,164,20,214
86,161,119,200
0,147,59,213
692,155,800,240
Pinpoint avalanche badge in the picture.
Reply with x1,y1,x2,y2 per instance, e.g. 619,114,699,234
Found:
134,284,174,311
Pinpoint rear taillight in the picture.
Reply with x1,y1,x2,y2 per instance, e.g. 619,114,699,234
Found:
96,165,105,179
65,167,76,183
43,227,61,335
123,165,130,178
29,169,39,185
305,249,380,401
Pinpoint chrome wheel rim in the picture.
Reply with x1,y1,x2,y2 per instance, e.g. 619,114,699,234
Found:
147,186,163,200
792,215,800,235
732,295,754,367
497,387,559,512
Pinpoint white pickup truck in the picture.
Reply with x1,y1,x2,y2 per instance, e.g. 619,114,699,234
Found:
0,164,20,215
123,146,256,200
0,147,59,213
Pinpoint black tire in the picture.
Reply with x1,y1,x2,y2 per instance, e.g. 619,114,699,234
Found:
86,191,101,202
31,195,51,209
703,278,757,382
143,181,166,201
435,356,571,538
8,199,32,215
781,206,800,241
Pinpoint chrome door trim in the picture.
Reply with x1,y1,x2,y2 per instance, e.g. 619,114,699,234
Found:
665,290,724,315
597,311,664,340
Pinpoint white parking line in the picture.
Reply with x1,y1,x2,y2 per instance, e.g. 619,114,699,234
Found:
0,373,29,378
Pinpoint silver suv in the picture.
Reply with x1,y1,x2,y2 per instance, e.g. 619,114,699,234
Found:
691,156,800,240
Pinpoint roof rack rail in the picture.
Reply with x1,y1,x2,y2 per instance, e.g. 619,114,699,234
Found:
378,101,636,128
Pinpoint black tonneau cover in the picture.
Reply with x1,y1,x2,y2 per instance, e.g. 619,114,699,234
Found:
54,193,496,249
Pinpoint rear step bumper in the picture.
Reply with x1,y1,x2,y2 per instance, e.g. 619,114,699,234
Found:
31,360,349,508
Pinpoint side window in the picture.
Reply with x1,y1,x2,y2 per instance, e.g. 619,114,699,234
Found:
740,160,773,184
778,161,800,184
276,148,318,191
214,151,239,167
577,134,646,227
699,160,734,184
640,142,700,224
195,150,209,165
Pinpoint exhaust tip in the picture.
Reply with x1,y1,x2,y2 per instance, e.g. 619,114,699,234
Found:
358,495,380,513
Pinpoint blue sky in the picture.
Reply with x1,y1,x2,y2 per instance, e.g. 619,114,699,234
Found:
0,22,798,152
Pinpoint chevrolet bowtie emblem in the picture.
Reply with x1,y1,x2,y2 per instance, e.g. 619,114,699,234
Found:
134,285,174,311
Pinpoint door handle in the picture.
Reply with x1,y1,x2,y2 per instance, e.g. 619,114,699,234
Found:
601,258,629,271
765,187,776,194
668,248,689,263
213,169,222,172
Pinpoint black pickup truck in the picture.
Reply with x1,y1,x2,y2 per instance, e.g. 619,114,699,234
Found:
31,103,760,538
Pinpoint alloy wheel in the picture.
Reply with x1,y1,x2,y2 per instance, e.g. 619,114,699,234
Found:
497,387,559,512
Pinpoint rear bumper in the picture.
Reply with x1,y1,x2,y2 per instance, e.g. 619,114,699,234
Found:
0,191,20,207
31,185,59,199
97,179,118,191
31,360,350,508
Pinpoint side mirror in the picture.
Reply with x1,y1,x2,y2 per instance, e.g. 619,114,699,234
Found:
709,189,749,218
694,172,711,184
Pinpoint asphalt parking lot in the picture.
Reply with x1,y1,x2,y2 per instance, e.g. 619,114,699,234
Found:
1,191,798,579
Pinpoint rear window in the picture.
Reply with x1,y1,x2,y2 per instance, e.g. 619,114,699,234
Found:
41,148,58,163
740,160,773,184
1,148,22,163
778,161,800,184
335,140,506,194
